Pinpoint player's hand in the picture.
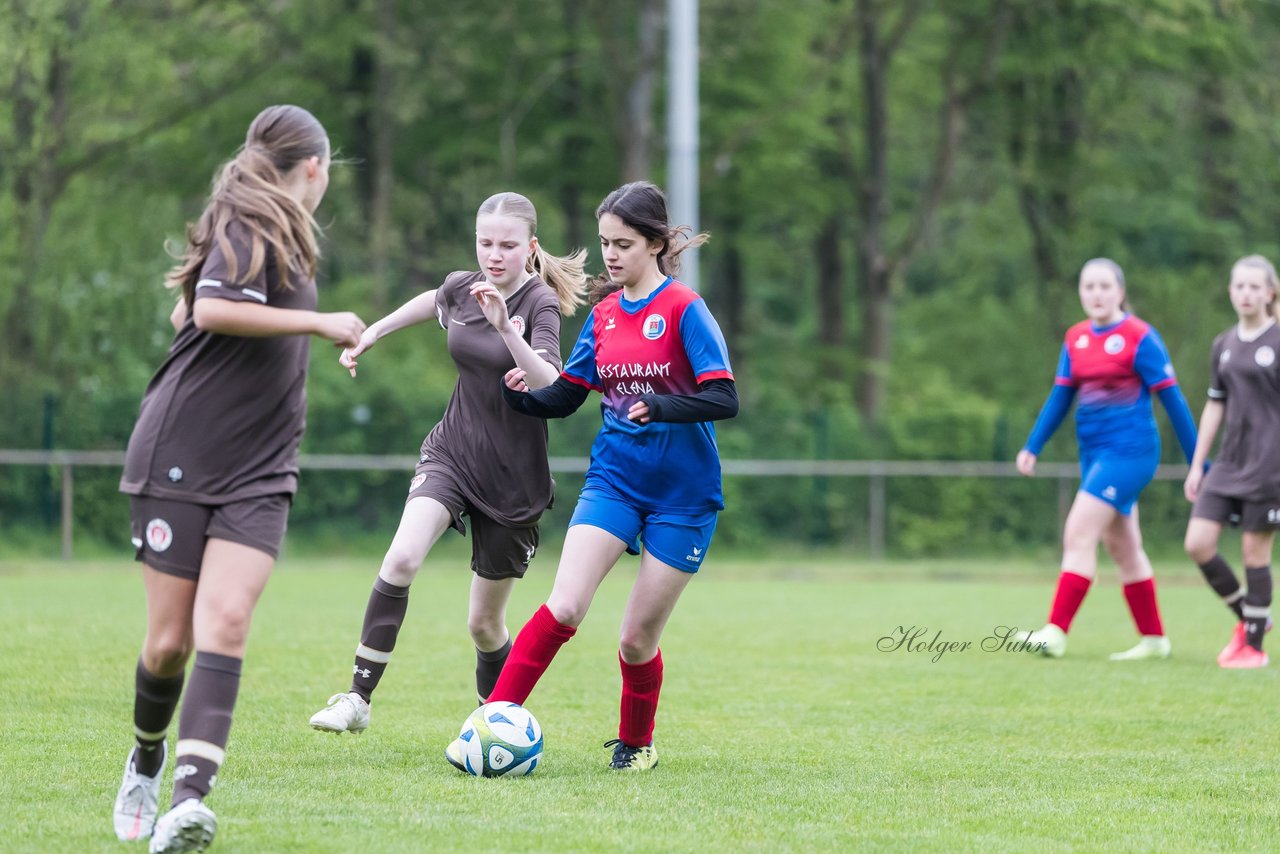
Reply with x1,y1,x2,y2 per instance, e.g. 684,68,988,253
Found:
1184,467,1203,503
339,326,380,377
316,311,366,351
504,367,530,392
471,281,512,333
1016,449,1037,477
628,400,651,424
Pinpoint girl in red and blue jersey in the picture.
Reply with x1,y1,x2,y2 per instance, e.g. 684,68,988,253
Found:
447,181,738,773
1016,258,1197,660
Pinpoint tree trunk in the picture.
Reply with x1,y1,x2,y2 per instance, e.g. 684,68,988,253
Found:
559,0,587,248
368,0,397,313
815,213,846,376
622,0,662,182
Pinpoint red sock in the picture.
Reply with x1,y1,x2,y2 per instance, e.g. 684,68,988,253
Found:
1048,571,1092,632
1122,578,1164,636
618,650,663,747
487,604,576,704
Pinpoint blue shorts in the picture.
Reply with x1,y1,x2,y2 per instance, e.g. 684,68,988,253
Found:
569,485,719,573
1079,447,1160,516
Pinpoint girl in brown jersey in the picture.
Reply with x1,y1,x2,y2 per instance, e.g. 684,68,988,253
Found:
307,193,588,735
112,106,365,853
1184,255,1280,669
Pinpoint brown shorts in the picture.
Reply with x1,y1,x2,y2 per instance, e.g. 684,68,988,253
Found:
408,458,540,580
129,494,292,580
1191,490,1280,532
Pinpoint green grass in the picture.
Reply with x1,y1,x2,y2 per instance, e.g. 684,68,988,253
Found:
2,552,1278,852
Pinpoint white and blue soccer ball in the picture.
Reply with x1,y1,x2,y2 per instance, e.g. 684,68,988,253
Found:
455,702,543,777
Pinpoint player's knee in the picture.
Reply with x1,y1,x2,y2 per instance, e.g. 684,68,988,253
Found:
142,636,192,675
467,612,505,648
1184,531,1214,564
545,597,586,628
618,632,658,664
379,548,421,585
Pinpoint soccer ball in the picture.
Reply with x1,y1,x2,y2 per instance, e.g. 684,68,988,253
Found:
454,701,543,777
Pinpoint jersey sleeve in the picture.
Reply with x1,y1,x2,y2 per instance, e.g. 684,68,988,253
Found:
433,271,470,331
560,310,601,391
1053,344,1075,387
1134,327,1178,391
527,291,563,372
679,298,734,382
1207,336,1226,400
193,230,272,305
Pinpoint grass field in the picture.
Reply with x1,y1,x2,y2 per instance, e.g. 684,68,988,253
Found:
3,549,1279,852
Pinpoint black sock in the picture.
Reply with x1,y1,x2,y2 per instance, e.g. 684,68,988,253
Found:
1243,565,1272,652
475,637,512,703
172,651,242,806
1197,554,1244,620
351,576,410,702
133,659,184,778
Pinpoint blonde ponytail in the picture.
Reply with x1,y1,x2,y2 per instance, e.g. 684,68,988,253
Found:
529,242,589,317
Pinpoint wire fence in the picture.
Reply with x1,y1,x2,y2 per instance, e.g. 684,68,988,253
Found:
0,450,1196,560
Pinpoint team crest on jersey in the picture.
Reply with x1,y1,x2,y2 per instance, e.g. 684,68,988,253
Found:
1256,345,1276,367
1103,334,1125,355
1074,334,1090,349
409,473,427,492
146,518,173,553
510,315,526,336
1221,349,1232,364
643,313,667,340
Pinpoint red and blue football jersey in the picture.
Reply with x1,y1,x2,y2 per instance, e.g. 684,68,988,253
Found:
562,277,734,512
1054,314,1177,453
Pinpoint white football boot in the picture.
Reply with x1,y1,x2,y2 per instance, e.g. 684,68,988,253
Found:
113,743,167,840
1018,624,1067,658
1109,635,1172,661
149,799,217,853
309,692,370,734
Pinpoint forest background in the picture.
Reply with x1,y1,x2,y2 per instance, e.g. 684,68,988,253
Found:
4,0,1278,558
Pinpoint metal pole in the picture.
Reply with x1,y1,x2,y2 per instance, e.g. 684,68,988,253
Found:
869,473,886,560
61,463,73,560
667,0,700,291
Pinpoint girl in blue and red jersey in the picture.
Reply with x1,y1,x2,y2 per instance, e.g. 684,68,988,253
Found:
447,181,738,772
1016,258,1197,660
1184,255,1280,669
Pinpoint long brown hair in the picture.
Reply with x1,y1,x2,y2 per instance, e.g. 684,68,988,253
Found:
589,181,709,304
477,192,588,317
166,105,329,306
1232,254,1280,322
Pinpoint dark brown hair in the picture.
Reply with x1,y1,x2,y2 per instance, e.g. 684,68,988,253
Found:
589,181,709,304
166,105,329,305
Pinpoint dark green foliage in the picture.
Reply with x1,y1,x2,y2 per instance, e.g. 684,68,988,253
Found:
6,0,1280,556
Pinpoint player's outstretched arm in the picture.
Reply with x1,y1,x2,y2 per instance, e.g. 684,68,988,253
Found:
338,288,438,376
193,298,364,347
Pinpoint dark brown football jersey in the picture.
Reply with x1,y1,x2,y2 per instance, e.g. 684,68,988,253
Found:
1202,323,1280,500
419,271,563,525
121,224,317,503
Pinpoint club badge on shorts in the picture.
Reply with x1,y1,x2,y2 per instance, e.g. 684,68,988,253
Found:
146,518,174,553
